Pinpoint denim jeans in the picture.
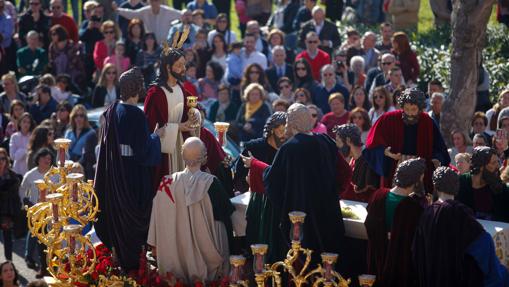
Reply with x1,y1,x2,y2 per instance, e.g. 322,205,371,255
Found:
25,233,38,261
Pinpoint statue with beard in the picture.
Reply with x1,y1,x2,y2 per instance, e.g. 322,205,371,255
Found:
232,112,287,250
242,104,348,264
144,31,202,191
362,87,450,193
457,146,509,222
365,158,428,287
334,123,379,202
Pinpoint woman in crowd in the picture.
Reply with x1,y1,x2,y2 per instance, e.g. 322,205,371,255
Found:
0,261,20,287
207,13,238,46
208,33,228,70
26,126,55,170
349,56,366,87
93,21,120,73
0,73,27,114
486,89,509,134
241,63,272,95
135,33,161,88
9,113,35,176
391,32,419,85
65,105,98,180
316,64,350,114
473,133,489,148
349,107,371,143
208,85,239,123
104,41,131,75
125,18,145,64
91,64,120,108
235,83,272,142
4,101,26,138
455,153,472,175
198,61,224,109
266,29,294,64
53,102,72,138
308,104,327,134
0,149,21,263
47,25,84,90
293,88,312,105
448,130,473,166
369,86,395,123
349,85,371,111
322,93,350,137
470,111,492,144
293,58,319,96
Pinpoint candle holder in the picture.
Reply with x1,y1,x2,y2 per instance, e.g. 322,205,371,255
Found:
251,211,350,287
214,122,230,147
187,96,201,129
54,138,72,168
34,179,48,202
229,255,248,287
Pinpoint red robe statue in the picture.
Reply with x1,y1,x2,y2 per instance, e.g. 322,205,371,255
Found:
362,110,450,193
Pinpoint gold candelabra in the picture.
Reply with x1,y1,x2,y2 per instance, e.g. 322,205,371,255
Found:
230,211,354,287
26,138,105,286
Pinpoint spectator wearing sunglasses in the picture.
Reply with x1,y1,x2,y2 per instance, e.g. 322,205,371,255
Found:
49,0,78,42
18,0,51,48
308,104,327,134
65,105,98,180
295,32,331,82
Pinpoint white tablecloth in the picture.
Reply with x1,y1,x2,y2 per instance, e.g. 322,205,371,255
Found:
230,193,509,242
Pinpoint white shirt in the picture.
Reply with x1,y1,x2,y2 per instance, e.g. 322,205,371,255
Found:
240,48,267,71
18,167,58,204
117,5,182,43
104,86,117,106
314,20,324,35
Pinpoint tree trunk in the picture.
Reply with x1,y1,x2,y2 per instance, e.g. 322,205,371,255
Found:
441,0,495,146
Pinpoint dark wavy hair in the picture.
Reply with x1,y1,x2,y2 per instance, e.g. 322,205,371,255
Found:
397,87,426,111
156,48,185,91
0,261,20,287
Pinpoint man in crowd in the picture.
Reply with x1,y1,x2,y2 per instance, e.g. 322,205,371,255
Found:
186,0,218,25
298,6,341,55
30,84,57,124
292,0,316,32
266,46,294,94
18,0,50,48
363,88,450,193
241,33,267,71
365,158,427,287
245,20,269,56
16,31,48,77
167,9,199,50
114,0,182,43
296,32,330,81
95,67,164,272
245,103,346,264
457,146,509,222
368,53,396,97
413,166,509,286
148,137,234,283
334,124,378,202
383,66,404,95
79,2,104,82
49,0,78,43
361,31,380,72
428,92,444,126
375,23,393,53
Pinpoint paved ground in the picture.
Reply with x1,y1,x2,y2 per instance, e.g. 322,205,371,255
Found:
0,235,39,285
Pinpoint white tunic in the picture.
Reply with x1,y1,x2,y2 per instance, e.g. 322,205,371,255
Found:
161,85,185,174
148,169,229,283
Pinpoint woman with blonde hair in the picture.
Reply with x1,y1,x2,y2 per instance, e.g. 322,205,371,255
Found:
91,63,120,108
64,105,97,180
0,73,27,114
235,83,272,142
93,20,120,72
448,130,473,166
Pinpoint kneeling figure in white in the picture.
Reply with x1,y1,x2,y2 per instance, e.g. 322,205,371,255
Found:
148,137,234,283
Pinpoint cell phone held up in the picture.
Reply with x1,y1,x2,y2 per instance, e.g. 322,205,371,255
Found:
496,129,507,141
